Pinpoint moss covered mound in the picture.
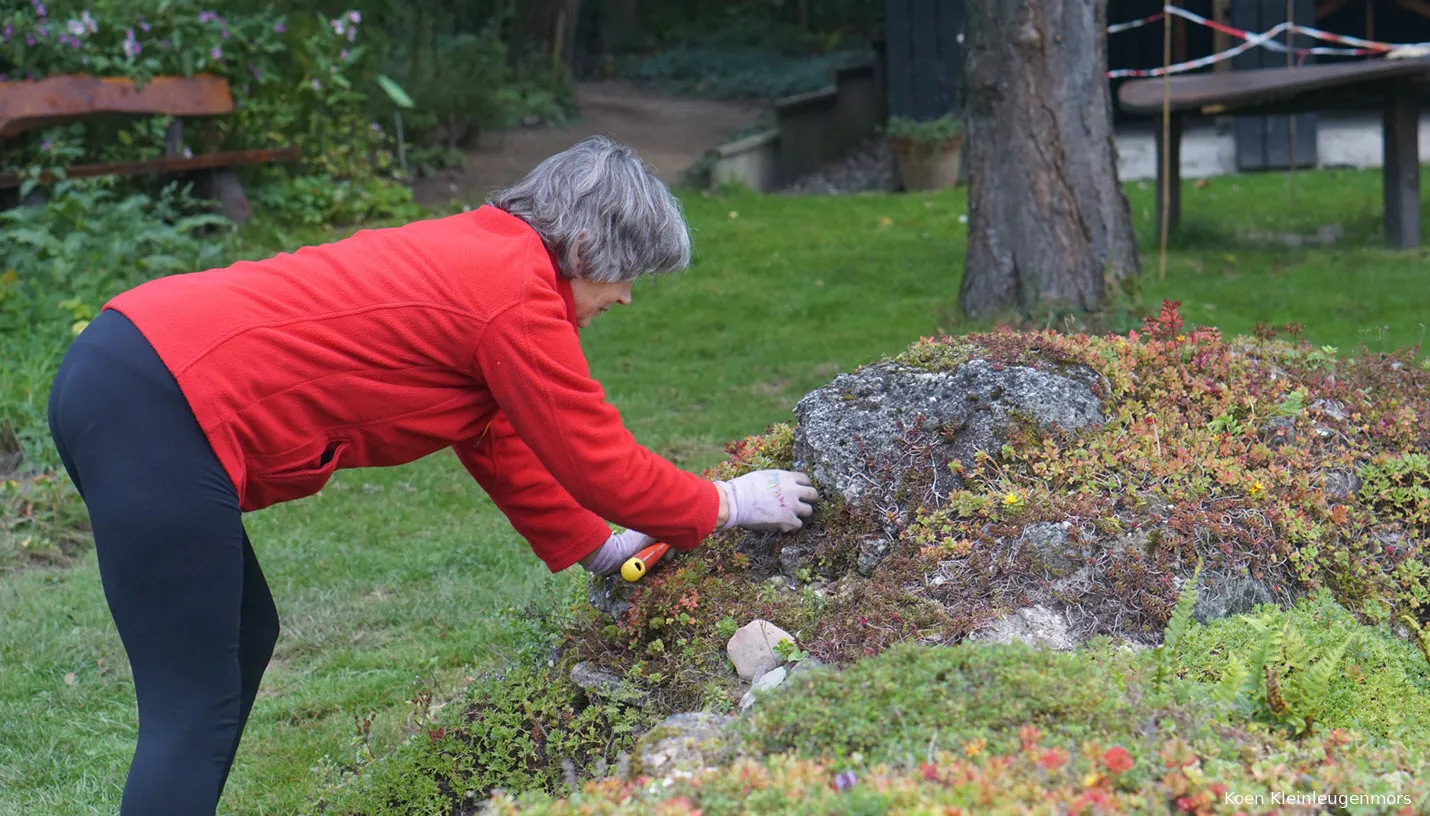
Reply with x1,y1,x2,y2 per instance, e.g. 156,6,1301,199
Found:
317,307,1430,814
574,303,1429,712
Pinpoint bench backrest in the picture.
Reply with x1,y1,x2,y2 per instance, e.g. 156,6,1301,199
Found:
0,73,233,139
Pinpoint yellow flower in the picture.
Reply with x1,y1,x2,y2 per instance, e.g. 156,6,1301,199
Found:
963,738,985,757
1248,480,1266,497
1083,772,1102,788
1003,491,1022,506
1176,334,1187,342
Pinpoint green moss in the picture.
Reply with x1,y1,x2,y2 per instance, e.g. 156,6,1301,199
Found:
741,640,1154,767
316,662,650,815
484,600,1430,813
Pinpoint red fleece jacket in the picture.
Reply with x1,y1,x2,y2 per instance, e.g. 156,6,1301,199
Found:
102,205,720,572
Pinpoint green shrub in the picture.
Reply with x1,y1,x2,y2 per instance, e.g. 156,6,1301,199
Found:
249,172,424,227
615,45,865,100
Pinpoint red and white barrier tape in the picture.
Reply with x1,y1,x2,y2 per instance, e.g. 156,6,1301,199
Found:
1107,12,1164,35
1107,21,1290,78
1104,5,1430,77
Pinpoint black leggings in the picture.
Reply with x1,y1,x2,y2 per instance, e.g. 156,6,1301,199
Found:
47,308,279,815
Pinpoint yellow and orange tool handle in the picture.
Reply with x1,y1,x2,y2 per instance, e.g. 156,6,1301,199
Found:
621,541,671,582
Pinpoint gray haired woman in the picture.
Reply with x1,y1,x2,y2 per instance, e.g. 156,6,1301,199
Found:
46,135,819,815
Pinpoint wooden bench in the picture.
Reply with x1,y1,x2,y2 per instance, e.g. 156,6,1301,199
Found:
1118,56,1430,248
0,73,298,222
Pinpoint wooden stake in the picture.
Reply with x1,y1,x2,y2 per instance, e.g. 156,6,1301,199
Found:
1160,3,1174,281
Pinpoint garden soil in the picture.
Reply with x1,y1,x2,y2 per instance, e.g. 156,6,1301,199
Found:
410,81,764,208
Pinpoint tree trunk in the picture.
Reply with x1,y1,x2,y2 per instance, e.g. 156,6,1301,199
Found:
959,0,1140,321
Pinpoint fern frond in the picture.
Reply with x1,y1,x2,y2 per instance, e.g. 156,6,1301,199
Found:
1282,624,1312,673
1214,655,1250,705
1155,559,1202,689
1293,632,1355,731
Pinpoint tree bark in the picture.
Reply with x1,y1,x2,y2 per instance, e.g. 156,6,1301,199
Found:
959,0,1141,321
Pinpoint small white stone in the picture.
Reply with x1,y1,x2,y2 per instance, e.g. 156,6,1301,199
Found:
727,620,795,681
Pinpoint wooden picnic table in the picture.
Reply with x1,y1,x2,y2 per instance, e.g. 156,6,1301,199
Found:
1118,56,1430,248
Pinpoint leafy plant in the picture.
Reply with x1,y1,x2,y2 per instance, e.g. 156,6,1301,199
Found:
1358,453,1430,531
886,114,964,145
773,638,810,664
249,173,423,227
1276,388,1307,417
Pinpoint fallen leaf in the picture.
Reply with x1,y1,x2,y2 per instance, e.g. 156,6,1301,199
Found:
878,216,893,226
1194,179,1210,188
64,672,76,685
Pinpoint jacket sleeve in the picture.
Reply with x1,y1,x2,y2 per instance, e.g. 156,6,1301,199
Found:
470,275,720,551
452,412,615,573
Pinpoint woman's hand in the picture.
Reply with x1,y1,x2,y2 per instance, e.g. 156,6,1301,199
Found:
715,470,819,533
580,528,656,576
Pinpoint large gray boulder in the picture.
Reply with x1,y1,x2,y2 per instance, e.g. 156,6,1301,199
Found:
793,359,1107,515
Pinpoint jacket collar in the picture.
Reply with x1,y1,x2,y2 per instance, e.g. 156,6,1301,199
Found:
549,252,580,331
484,204,579,331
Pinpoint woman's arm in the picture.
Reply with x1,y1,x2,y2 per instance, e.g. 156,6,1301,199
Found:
452,412,615,573
471,278,721,550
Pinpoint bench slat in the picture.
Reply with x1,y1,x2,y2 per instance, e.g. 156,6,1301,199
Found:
0,147,299,188
0,74,233,139
1118,56,1430,115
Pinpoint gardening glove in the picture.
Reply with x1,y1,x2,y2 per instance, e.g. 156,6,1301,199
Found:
581,528,656,576
716,469,819,533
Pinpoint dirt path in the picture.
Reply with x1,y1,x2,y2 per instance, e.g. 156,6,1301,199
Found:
410,81,765,207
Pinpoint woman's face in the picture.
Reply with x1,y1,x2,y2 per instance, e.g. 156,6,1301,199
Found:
570,278,633,328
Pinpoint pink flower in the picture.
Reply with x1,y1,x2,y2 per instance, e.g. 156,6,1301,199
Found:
66,19,85,36
346,26,356,41
331,18,346,36
274,20,285,33
347,10,361,23
310,78,321,91
339,49,348,60
210,46,223,60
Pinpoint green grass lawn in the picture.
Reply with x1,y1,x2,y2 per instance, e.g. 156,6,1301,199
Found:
2,166,1429,815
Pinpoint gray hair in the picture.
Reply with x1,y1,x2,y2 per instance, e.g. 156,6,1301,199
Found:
487,136,692,283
